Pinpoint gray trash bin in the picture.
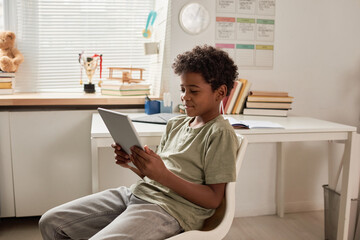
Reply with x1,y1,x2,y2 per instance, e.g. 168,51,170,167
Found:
323,185,358,240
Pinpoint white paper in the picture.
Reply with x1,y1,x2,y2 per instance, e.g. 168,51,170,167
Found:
236,47,255,67
216,43,236,60
257,0,276,16
255,45,273,67
217,0,236,13
237,0,256,14
215,0,276,69
223,48,236,59
256,19,275,42
237,18,256,41
224,116,284,129
216,18,236,40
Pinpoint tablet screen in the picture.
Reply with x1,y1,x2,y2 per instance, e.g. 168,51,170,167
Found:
98,108,143,167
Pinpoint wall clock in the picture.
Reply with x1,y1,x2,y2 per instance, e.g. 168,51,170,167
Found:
179,3,210,35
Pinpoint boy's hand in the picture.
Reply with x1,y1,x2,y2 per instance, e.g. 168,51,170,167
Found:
111,143,132,168
130,145,169,183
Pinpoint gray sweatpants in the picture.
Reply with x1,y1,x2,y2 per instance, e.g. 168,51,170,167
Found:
39,186,183,240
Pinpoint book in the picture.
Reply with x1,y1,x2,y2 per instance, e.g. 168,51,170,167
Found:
247,95,294,103
101,85,151,91
224,116,284,129
0,71,15,77
231,79,247,114
0,89,14,95
101,81,151,96
233,79,251,114
101,82,151,90
0,77,14,82
225,80,242,114
246,101,292,109
0,82,12,89
101,89,150,96
237,81,251,114
101,87,150,91
243,108,288,117
249,91,288,97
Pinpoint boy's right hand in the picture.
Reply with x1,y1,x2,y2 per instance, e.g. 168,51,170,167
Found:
111,143,132,168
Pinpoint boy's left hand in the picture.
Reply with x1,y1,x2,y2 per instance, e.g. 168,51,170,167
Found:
130,145,168,183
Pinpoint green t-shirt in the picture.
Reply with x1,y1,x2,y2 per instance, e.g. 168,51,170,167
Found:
130,114,238,231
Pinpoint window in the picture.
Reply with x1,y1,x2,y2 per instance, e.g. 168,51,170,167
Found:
10,0,163,93
0,1,4,30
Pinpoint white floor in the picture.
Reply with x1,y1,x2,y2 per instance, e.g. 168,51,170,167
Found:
0,211,324,240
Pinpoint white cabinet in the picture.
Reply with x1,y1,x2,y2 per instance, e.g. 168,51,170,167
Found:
0,112,16,217
1,110,95,217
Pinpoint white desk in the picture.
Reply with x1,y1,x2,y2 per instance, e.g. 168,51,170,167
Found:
91,113,358,240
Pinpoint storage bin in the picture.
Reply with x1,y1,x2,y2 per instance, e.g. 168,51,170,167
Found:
323,185,358,240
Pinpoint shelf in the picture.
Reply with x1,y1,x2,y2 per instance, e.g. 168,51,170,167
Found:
0,92,158,106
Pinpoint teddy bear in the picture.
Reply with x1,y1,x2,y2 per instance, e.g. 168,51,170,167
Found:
0,31,24,72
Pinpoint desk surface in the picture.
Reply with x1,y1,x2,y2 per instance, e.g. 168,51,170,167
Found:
91,113,356,138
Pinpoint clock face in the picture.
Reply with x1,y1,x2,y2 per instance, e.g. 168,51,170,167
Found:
179,3,210,35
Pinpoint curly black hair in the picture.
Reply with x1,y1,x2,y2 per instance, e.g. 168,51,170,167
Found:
172,45,238,96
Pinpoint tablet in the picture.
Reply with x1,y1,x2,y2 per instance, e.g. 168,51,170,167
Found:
98,108,143,168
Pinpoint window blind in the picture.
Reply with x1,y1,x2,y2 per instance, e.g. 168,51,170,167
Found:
15,0,155,93
0,1,4,30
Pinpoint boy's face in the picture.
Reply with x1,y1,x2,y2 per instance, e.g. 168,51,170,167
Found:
180,72,222,121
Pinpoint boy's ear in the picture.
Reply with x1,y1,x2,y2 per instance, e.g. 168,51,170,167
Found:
216,84,227,100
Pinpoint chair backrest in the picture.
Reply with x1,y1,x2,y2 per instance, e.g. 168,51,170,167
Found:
200,135,248,231
167,134,248,240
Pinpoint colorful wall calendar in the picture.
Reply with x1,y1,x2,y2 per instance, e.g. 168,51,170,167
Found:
215,0,276,69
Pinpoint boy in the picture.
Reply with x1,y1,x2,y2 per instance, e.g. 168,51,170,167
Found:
39,45,239,239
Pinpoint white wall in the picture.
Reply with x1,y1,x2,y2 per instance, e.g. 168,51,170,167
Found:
168,0,360,216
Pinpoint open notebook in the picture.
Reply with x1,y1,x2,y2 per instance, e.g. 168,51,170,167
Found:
224,116,284,129
131,113,181,125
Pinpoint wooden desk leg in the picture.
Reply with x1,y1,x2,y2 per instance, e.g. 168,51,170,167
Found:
336,132,358,240
276,142,285,218
91,138,99,193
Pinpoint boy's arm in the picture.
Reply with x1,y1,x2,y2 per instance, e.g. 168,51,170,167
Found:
161,170,226,209
130,146,226,209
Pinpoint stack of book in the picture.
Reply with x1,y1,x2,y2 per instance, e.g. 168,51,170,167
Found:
100,81,151,96
243,91,294,117
223,79,252,114
0,71,15,95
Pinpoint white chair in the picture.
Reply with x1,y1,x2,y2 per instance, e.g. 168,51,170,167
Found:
167,135,248,240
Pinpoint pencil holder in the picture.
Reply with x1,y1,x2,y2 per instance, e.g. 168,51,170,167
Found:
145,100,160,115
160,100,173,113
